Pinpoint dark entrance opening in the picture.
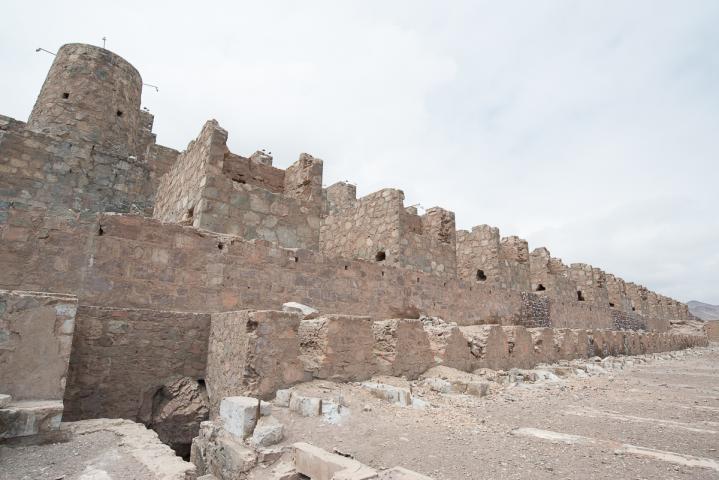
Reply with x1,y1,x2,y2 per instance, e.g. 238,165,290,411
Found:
536,284,546,291
476,269,487,281
577,290,585,301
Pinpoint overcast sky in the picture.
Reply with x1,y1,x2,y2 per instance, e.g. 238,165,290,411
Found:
2,1,718,303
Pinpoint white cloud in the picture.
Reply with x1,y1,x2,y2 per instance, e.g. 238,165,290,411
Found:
1,0,717,302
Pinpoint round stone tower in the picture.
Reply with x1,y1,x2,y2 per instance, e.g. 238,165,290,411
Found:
27,43,143,157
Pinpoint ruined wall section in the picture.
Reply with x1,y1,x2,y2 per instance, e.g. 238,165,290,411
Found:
606,274,631,311
529,248,577,301
63,306,210,421
320,189,404,268
499,236,531,291
320,189,456,276
456,226,529,291
153,121,322,249
626,283,649,316
456,225,502,286
0,116,158,215
401,207,457,276
153,120,225,226
568,263,609,306
0,290,77,401
325,182,357,214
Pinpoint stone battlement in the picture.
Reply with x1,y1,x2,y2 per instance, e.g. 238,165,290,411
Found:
0,43,693,330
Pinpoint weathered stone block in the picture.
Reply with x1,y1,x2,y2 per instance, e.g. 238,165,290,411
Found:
503,326,535,369
192,421,258,479
299,315,376,381
207,310,305,414
373,319,433,379
293,442,377,480
251,416,284,447
219,396,260,439
289,393,322,417
422,319,473,372
0,290,77,401
361,382,412,406
529,327,556,364
460,325,509,370
0,400,63,439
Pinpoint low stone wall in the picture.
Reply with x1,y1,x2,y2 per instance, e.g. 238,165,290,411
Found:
63,306,210,422
201,311,709,404
0,289,77,401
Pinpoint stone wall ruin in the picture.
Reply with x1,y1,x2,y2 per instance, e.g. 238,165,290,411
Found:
0,42,709,450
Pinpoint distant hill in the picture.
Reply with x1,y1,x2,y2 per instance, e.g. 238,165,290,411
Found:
687,301,719,321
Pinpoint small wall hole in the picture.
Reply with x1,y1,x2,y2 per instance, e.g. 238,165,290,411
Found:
62,92,70,99
217,242,224,250
116,110,123,117
476,269,487,281
536,284,546,291
97,226,104,236
577,290,585,301
375,251,386,262
294,256,299,263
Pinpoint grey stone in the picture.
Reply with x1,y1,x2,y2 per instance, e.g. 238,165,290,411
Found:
219,396,259,439
274,388,293,407
282,302,319,319
251,416,284,447
289,394,322,417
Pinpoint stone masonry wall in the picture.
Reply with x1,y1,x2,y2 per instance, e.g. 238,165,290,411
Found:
27,44,144,158
0,290,77,401
320,188,403,268
456,225,502,286
499,236,531,291
401,207,457,276
0,207,523,325
0,116,158,215
153,121,323,250
456,228,530,291
63,306,210,422
529,247,576,302
321,188,456,276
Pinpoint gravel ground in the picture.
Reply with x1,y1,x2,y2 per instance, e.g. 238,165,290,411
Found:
271,345,719,479
2,346,716,480
0,430,153,480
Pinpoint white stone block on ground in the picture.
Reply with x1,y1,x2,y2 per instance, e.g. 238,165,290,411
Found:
251,416,284,447
219,396,260,439
0,400,63,439
293,442,377,480
289,394,322,417
282,302,319,319
275,389,293,407
361,382,412,406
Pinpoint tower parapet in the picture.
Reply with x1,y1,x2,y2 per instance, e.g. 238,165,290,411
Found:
27,43,143,157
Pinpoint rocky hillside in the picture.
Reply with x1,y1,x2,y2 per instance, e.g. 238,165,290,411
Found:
688,301,719,321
